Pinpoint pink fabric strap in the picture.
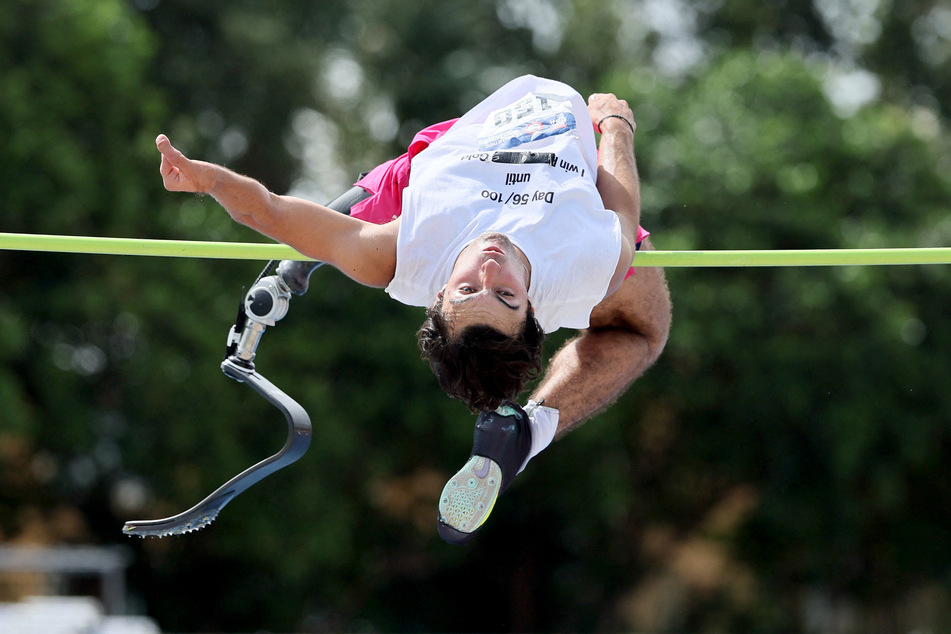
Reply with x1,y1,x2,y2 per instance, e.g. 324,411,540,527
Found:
350,119,459,225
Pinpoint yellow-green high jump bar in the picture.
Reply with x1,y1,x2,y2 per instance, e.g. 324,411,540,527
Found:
3,232,951,267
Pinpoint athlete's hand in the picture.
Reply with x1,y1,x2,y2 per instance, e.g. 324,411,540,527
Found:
156,134,217,194
586,93,635,136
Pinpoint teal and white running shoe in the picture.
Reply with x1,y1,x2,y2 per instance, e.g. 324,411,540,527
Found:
437,401,531,545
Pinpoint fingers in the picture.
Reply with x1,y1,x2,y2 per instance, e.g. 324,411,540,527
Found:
155,134,193,191
156,134,185,163
587,93,635,135
159,153,178,183
588,93,633,117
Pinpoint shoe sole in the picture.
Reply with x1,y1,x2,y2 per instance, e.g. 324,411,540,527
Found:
437,455,502,542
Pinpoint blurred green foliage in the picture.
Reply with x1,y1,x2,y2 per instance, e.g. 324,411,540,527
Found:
3,0,951,631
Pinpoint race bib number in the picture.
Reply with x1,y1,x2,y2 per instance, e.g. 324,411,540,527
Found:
478,92,576,151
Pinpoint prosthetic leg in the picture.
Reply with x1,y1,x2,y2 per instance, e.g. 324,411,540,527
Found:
123,186,370,537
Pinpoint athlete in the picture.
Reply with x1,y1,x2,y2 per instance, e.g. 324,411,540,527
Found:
157,75,672,544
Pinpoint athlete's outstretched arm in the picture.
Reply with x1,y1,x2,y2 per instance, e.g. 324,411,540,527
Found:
156,134,398,288
586,93,641,294
531,239,671,438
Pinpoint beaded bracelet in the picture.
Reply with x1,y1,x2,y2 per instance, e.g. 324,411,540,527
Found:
597,114,635,136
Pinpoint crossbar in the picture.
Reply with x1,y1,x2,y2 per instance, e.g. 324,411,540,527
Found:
3,232,951,267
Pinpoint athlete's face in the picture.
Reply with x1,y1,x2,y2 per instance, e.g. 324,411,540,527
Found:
440,232,532,336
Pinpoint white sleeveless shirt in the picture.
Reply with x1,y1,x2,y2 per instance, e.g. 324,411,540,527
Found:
385,75,622,333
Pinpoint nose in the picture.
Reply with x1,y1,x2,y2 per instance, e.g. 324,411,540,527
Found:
480,257,501,284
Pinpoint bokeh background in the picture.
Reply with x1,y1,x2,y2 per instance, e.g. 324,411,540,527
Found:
3,0,951,631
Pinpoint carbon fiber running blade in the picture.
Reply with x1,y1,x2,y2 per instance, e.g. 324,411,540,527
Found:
123,359,312,538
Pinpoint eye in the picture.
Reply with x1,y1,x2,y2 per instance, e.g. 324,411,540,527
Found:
497,290,514,298
460,286,476,294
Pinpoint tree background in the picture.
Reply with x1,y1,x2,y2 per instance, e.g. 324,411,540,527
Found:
2,0,951,631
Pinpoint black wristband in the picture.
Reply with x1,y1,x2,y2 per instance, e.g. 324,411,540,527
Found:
597,114,635,136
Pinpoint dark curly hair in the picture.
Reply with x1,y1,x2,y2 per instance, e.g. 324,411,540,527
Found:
417,300,545,412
